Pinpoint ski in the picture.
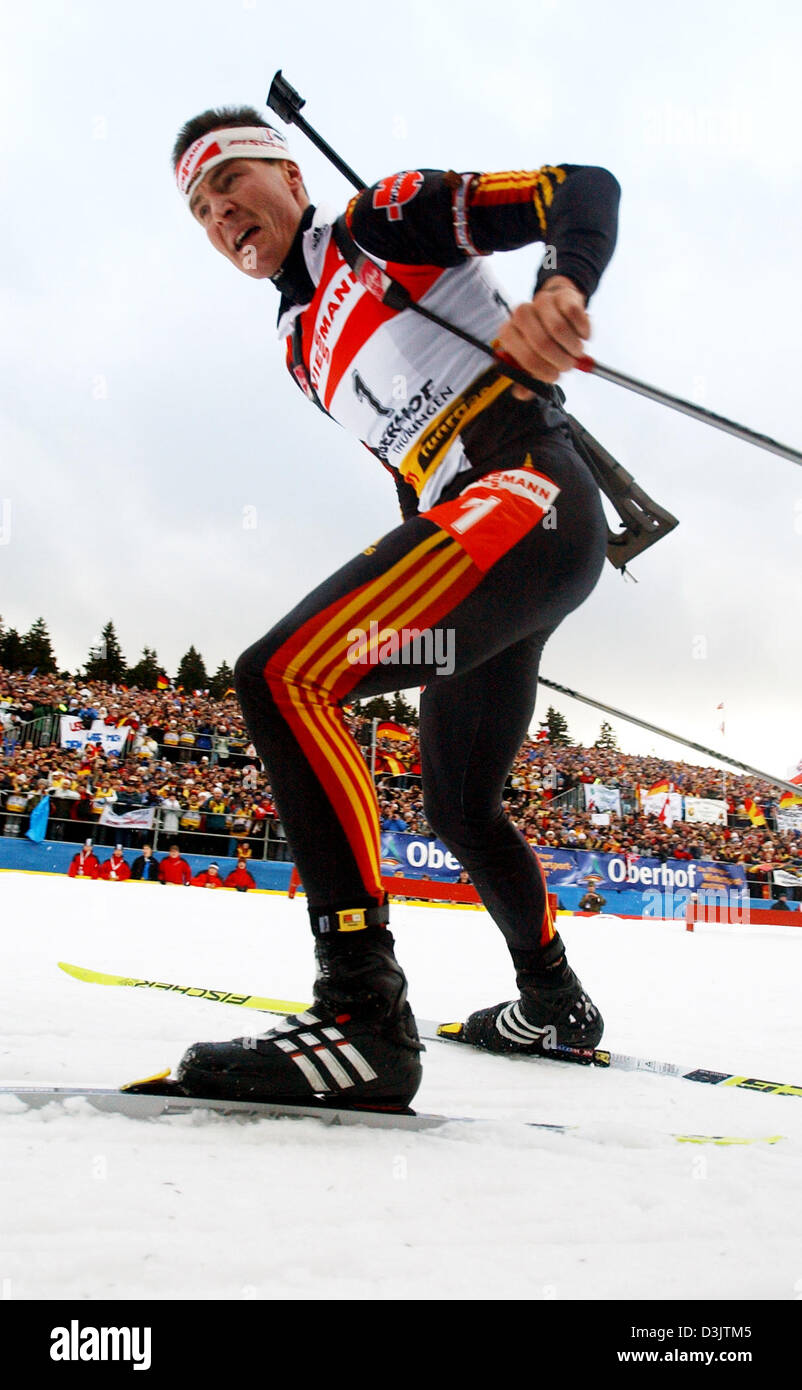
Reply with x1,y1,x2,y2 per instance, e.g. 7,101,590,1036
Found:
58,960,802,1100
0,1079,784,1146
57,960,307,1015
433,1022,802,1099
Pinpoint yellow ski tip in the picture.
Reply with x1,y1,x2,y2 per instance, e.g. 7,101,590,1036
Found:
675,1133,785,1146
437,1022,464,1038
121,1068,172,1093
59,960,91,979
58,960,132,986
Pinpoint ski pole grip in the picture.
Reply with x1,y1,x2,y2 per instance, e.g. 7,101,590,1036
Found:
267,70,306,124
574,355,596,373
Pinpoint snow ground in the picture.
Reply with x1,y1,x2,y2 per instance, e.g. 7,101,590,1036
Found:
1,868,801,1302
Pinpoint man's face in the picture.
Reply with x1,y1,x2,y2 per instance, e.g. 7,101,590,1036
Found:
189,157,308,279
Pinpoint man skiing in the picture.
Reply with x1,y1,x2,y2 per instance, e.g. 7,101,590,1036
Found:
170,106,620,1108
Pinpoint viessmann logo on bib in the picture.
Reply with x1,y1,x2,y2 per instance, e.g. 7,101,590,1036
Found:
424,466,561,572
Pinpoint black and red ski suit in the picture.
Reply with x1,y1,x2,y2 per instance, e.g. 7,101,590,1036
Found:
235,162,620,956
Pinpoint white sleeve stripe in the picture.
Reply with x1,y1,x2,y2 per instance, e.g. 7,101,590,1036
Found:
452,173,482,256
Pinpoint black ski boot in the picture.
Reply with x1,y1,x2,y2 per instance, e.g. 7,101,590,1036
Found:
463,934,603,1055
177,928,423,1109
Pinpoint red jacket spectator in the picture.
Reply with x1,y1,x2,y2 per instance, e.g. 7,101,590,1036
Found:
68,843,100,879
225,863,256,891
99,848,131,882
159,847,192,885
192,864,224,888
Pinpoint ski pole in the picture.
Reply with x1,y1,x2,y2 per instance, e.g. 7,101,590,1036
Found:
575,357,802,466
267,70,366,191
537,674,802,798
267,70,802,468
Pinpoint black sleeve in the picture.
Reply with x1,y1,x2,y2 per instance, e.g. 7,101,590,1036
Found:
370,448,420,520
345,170,468,268
345,164,620,302
393,471,420,521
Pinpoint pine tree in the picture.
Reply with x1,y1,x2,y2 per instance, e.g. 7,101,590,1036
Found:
209,660,235,701
176,645,209,693
0,619,26,672
355,692,419,727
594,720,618,751
544,705,573,746
21,617,58,674
84,620,127,684
126,647,162,690
389,691,418,728
358,695,393,722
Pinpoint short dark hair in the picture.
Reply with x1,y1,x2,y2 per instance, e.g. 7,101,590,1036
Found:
171,106,274,169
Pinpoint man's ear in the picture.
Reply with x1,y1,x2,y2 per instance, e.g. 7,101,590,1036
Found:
282,160,309,200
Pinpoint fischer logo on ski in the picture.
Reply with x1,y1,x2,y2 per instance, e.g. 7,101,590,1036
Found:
58,961,802,1102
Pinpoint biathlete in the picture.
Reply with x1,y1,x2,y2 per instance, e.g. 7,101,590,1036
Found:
169,106,620,1107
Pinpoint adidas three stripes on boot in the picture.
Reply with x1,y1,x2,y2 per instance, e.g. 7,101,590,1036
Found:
463,933,604,1055
177,922,423,1109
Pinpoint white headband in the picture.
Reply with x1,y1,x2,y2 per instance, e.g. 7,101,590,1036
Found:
176,125,292,206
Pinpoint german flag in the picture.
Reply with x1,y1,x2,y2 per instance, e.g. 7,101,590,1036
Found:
376,721,411,742
744,798,767,827
646,779,671,796
376,754,405,776
156,675,169,690
779,791,802,809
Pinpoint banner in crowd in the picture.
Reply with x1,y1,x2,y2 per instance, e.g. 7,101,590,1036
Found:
776,807,802,834
99,807,156,831
380,831,462,881
772,868,802,887
638,789,683,826
683,797,728,826
538,847,746,895
380,834,747,895
582,783,622,816
60,717,131,756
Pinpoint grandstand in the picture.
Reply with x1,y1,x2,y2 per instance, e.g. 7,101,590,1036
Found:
2,664,800,916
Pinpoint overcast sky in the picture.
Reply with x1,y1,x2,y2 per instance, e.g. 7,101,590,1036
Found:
2,0,800,782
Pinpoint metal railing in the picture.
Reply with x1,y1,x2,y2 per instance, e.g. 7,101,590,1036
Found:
0,809,292,861
1,712,61,751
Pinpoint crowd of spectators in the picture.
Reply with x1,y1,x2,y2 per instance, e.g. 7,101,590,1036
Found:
65,837,257,890
0,671,280,857
2,667,800,898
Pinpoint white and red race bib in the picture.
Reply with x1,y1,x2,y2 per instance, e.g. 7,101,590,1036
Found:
423,467,560,571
